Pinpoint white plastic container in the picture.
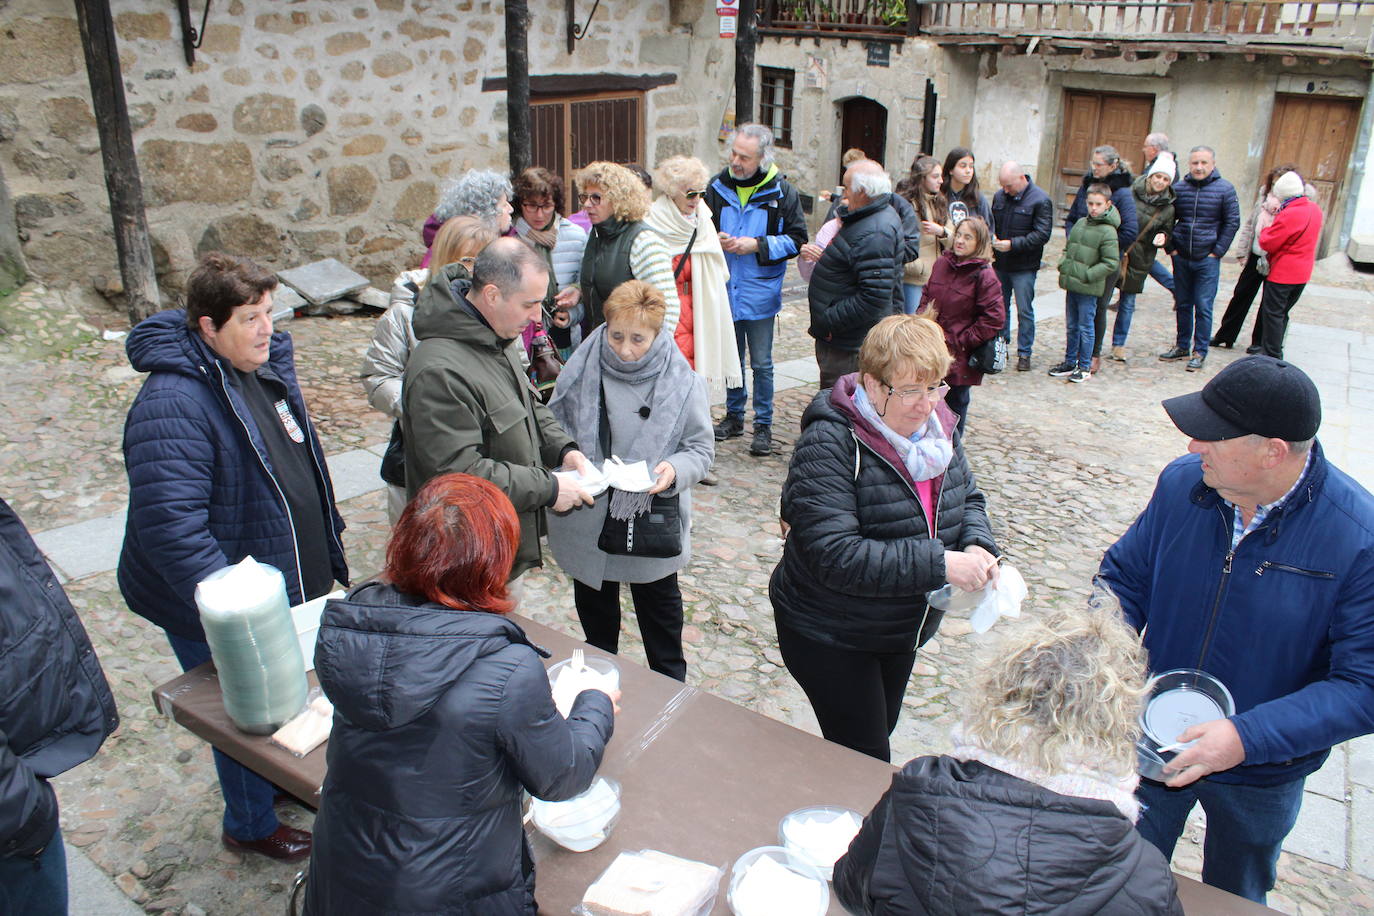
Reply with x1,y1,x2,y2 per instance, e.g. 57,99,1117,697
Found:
548,656,620,718
778,806,863,881
531,777,621,852
728,846,828,916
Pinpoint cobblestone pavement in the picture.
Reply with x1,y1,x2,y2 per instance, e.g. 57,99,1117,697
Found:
2,253,1373,914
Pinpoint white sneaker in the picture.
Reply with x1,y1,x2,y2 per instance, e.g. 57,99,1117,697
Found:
1068,368,1091,383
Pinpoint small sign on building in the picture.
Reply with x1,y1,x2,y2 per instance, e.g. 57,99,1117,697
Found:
719,14,737,37
716,0,740,12
804,55,828,91
866,42,891,68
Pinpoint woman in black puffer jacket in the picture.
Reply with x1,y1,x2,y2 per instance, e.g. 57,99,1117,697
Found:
834,606,1184,915
304,474,617,915
771,313,999,762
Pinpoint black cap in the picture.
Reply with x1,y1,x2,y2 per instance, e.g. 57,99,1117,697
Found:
1162,356,1321,442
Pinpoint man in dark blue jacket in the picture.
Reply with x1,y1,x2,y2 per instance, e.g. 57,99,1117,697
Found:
1,499,117,915
119,252,349,863
991,162,1053,371
1098,356,1374,904
1160,146,1240,371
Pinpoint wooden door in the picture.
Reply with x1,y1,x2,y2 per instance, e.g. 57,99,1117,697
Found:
531,92,643,202
840,98,888,179
1261,93,1361,253
1055,91,1155,215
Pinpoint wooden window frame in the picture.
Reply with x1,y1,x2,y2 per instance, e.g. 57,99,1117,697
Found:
530,90,645,196
759,67,796,149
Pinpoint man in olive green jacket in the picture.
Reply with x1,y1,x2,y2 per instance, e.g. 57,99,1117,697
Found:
403,237,594,578
1051,185,1120,383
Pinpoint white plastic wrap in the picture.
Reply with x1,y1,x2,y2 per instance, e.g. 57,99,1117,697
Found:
575,849,723,916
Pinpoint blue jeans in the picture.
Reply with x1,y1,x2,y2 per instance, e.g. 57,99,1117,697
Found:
0,825,66,916
995,268,1037,357
1172,254,1221,356
901,283,923,315
724,316,775,427
1063,292,1096,370
1112,292,1138,347
166,634,280,841
1150,257,1176,293
1136,776,1305,904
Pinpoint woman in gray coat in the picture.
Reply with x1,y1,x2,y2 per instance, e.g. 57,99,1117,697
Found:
547,280,714,681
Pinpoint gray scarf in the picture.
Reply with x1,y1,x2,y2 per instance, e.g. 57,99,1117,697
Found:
548,324,694,520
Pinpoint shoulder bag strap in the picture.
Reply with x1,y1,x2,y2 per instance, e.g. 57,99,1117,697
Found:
672,225,699,281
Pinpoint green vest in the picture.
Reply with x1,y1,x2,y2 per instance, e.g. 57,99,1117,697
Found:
580,217,648,331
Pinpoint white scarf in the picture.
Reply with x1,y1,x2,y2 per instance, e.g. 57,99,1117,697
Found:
852,383,953,482
643,195,741,397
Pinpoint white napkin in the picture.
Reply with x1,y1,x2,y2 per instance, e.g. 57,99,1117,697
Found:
968,563,1028,634
732,856,825,915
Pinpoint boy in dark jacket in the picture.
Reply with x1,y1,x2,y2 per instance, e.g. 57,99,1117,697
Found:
1052,185,1120,384
0,498,118,913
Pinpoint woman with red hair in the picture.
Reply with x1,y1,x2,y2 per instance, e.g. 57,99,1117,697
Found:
304,473,617,914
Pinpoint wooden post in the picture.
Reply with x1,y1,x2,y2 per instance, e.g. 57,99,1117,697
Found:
73,0,159,323
506,0,533,176
734,0,758,126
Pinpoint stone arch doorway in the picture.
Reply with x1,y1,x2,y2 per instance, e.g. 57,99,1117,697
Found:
839,97,888,179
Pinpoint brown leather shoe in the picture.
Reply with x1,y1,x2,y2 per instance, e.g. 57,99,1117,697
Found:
222,825,312,862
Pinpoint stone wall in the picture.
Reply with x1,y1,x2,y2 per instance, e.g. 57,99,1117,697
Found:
0,0,728,296
0,163,24,292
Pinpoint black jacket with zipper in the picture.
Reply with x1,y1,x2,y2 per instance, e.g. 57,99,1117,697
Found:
770,377,997,653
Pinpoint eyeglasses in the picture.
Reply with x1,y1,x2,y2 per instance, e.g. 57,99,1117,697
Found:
458,256,476,266
522,200,556,212
577,193,603,205
684,189,706,199
883,382,950,404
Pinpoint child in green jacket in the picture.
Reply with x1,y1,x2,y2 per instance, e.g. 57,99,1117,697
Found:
1051,186,1120,383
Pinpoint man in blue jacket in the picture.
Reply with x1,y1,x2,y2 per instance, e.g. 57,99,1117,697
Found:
991,162,1053,371
119,252,349,863
705,123,808,458
1160,146,1240,371
1098,356,1374,904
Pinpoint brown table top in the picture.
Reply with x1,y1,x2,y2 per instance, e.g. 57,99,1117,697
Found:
152,615,1273,915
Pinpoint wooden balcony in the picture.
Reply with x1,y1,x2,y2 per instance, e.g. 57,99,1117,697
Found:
917,1,1374,60
760,0,919,42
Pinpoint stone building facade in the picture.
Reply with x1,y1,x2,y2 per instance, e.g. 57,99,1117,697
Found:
1,0,1370,298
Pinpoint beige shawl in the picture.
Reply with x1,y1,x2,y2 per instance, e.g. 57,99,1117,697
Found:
644,194,741,395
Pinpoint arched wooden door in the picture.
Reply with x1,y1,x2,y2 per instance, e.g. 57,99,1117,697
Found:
840,98,888,178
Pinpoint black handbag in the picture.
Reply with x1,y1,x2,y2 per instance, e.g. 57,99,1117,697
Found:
593,381,682,558
597,494,682,558
967,336,1007,374
379,421,405,488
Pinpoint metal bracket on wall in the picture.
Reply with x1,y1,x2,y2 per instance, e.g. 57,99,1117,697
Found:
177,0,213,67
566,0,604,55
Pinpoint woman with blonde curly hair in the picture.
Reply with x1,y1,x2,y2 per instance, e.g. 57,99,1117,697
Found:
834,605,1184,915
575,161,680,337
643,156,740,395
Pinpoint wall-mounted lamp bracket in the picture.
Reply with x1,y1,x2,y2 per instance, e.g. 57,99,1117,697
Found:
178,0,213,67
566,0,604,55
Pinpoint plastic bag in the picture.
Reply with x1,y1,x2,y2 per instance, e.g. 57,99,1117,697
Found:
968,563,1028,634
269,687,334,758
575,849,723,916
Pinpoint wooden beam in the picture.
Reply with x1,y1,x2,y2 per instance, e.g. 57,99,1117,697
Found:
735,0,758,125
73,0,159,323
505,0,531,175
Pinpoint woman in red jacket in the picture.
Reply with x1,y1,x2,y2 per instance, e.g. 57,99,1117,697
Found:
1257,170,1323,359
919,217,1005,437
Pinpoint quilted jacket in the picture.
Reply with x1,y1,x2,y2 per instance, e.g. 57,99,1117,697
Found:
1066,167,1139,255
1058,206,1121,298
1169,168,1241,260
770,377,997,653
918,250,1005,387
0,498,118,859
833,756,1184,915
305,582,613,914
807,194,906,352
118,310,348,641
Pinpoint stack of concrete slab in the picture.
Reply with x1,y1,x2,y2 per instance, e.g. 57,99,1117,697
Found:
275,259,389,319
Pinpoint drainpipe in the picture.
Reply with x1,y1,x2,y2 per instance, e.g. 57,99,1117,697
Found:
1339,69,1374,260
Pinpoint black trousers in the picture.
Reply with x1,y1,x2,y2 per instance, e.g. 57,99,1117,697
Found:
1211,252,1266,348
815,340,859,391
944,384,971,438
1258,281,1306,360
776,622,917,763
573,574,686,681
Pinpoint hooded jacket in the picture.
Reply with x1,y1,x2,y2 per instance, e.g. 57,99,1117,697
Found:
1259,194,1323,285
1099,445,1374,786
304,582,614,915
919,250,1006,387
1066,167,1139,255
118,310,348,640
1058,206,1121,298
808,194,906,353
833,756,1184,915
705,164,808,321
770,378,997,654
402,264,576,577
1169,168,1241,260
1,498,118,860
1121,176,1176,295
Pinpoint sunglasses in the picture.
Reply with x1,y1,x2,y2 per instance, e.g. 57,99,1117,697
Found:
577,193,603,205
684,189,706,199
